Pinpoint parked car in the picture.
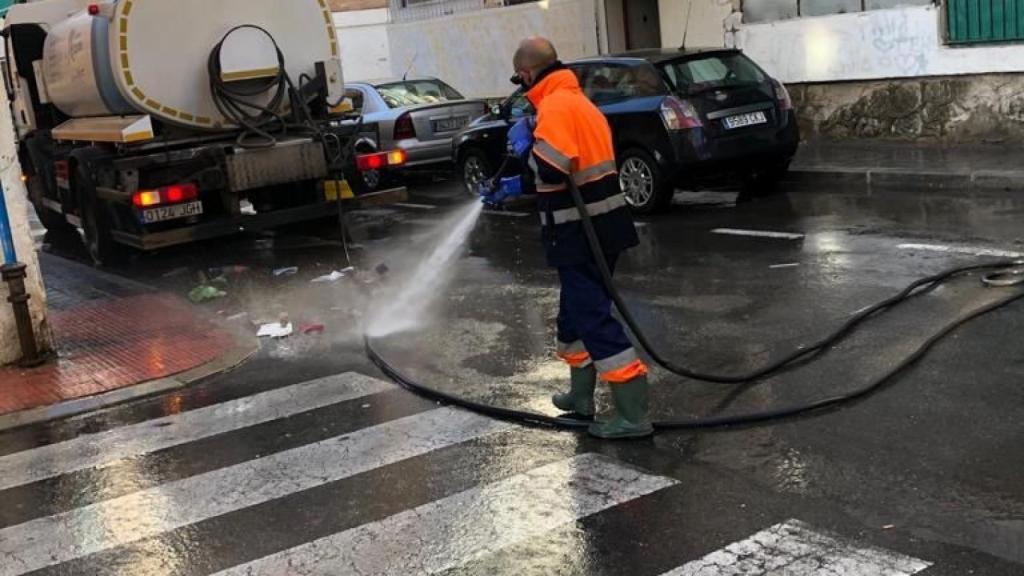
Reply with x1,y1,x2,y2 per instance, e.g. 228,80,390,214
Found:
344,77,487,191
453,48,800,213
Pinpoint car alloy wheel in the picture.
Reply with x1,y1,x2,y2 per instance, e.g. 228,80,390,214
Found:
619,156,654,208
462,154,489,196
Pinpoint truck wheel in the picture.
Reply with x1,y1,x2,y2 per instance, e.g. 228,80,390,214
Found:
618,148,671,214
26,177,75,235
459,149,492,198
76,165,127,267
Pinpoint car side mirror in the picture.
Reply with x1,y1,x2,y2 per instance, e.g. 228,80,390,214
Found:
490,103,502,117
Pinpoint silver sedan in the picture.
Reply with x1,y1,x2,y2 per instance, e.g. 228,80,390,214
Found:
344,77,487,191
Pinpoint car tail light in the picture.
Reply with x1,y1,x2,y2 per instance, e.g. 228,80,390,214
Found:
773,79,793,111
393,113,416,140
356,150,406,172
132,183,198,207
660,96,702,130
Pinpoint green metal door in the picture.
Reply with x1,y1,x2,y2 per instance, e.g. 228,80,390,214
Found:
948,0,1024,43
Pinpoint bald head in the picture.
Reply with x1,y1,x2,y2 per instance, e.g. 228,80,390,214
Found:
513,36,558,84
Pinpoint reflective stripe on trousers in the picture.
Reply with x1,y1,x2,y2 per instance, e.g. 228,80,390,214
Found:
540,193,628,226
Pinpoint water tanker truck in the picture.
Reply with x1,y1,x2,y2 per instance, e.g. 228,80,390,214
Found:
3,0,404,264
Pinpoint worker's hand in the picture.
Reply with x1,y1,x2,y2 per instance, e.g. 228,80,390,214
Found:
507,118,535,160
479,176,523,206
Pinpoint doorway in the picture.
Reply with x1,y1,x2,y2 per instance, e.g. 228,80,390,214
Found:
605,0,662,52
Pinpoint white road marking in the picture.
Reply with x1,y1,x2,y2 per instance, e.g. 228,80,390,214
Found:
898,242,1023,259
0,408,510,576
660,519,931,576
769,263,800,269
483,209,532,218
393,202,438,210
213,454,677,576
0,372,393,492
713,228,806,240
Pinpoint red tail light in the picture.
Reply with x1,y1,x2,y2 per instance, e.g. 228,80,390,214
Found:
356,150,406,172
132,183,198,207
773,79,793,111
660,96,702,130
393,113,416,140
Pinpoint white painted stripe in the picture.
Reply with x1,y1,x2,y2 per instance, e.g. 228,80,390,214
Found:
898,242,1024,259
0,372,393,492
483,209,532,218
713,228,806,240
214,454,677,576
393,202,437,210
769,262,800,269
660,519,931,576
0,408,509,576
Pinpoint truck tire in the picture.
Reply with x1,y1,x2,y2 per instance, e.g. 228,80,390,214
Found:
76,166,127,267
618,148,672,214
26,177,75,235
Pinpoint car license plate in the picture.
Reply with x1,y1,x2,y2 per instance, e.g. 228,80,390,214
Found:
141,201,203,224
432,116,468,132
723,111,768,130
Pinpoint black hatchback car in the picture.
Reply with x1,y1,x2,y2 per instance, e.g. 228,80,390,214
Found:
453,48,800,213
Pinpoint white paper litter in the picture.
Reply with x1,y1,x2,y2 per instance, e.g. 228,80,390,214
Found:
257,322,293,338
311,270,346,283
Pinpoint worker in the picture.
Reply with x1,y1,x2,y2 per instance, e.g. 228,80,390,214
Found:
483,37,652,439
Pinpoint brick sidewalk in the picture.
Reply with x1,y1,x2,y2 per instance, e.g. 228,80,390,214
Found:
0,255,252,419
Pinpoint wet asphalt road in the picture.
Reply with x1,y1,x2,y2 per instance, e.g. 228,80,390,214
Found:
5,177,1024,575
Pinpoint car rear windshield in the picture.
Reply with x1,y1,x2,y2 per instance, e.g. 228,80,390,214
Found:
375,80,465,108
575,63,669,105
659,53,766,95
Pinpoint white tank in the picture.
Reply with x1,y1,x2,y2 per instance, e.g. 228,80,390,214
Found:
38,0,344,130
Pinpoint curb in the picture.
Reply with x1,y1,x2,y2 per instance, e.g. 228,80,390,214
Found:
786,166,1024,195
0,339,257,432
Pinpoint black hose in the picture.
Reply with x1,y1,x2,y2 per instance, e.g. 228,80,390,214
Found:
568,179,1020,383
362,179,1024,431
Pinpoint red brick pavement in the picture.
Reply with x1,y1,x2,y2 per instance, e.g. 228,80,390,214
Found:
0,294,235,415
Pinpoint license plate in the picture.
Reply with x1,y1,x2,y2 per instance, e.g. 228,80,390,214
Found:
432,116,468,132
723,111,768,130
141,201,203,224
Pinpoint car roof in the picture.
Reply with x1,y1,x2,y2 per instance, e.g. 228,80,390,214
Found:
349,77,445,88
572,47,741,65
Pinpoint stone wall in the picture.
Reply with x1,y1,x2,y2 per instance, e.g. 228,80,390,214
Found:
790,73,1024,143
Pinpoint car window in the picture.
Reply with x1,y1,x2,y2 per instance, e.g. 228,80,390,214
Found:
575,63,668,105
660,53,766,95
502,90,533,117
345,89,364,112
375,79,464,108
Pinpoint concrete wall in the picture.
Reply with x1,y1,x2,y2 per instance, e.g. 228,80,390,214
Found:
659,0,733,49
0,90,49,366
335,8,393,82
735,5,1024,84
387,0,600,98
791,73,1024,143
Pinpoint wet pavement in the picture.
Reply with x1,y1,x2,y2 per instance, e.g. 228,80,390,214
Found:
4,177,1024,575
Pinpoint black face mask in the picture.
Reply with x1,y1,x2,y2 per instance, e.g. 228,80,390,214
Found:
510,74,525,86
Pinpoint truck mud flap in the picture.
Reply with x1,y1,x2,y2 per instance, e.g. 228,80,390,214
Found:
110,187,409,250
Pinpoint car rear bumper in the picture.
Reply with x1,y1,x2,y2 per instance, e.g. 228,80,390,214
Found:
665,111,800,183
396,138,456,167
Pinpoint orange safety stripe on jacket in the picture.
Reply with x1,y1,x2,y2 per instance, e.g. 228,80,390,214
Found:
527,69,618,189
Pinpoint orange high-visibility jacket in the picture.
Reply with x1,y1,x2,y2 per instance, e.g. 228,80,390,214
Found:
526,66,638,267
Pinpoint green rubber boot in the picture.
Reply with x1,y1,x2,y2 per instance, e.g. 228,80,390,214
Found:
589,374,654,439
552,365,597,417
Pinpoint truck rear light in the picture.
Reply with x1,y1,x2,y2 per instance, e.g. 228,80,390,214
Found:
356,150,406,171
393,113,416,140
661,96,702,130
132,183,198,207
357,152,387,171
387,149,407,166
773,79,793,111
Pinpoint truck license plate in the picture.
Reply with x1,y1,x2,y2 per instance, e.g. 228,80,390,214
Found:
723,111,768,130
141,201,203,224
432,116,468,132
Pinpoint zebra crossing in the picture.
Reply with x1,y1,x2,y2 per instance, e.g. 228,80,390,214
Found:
0,372,934,575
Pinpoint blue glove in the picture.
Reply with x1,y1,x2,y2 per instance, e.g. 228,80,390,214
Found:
479,176,523,206
507,118,535,160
